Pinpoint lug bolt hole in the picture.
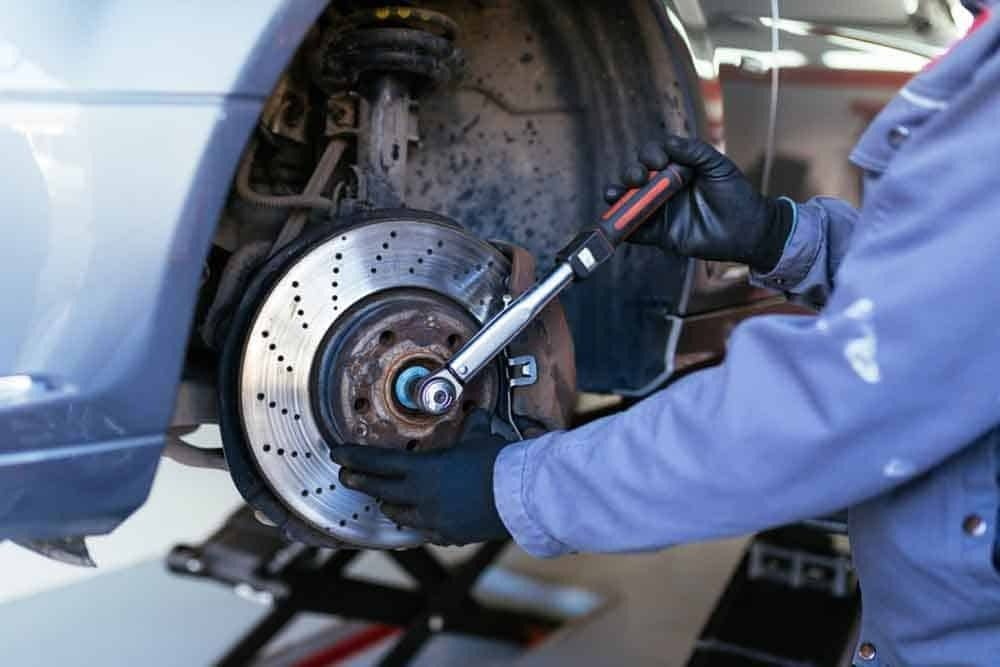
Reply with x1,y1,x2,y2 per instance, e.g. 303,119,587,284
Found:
406,440,419,451
447,334,461,349
354,397,370,413
379,330,396,346
462,401,477,414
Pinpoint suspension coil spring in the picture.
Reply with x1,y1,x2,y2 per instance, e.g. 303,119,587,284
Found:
320,6,465,91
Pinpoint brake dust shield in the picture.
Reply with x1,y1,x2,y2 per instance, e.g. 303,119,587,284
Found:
220,211,575,549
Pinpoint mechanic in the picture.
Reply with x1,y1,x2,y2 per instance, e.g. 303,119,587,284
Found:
332,3,1000,664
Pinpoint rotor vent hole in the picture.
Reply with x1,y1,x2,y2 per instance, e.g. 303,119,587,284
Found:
390,231,397,239
354,397,370,413
269,344,276,351
263,444,271,452
277,356,284,362
277,448,285,456
257,393,265,401
379,331,396,346
292,281,300,288
294,295,301,303
301,490,309,497
383,243,389,250
290,450,297,457
261,331,270,338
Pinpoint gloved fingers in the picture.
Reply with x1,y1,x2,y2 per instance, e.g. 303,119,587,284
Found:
659,135,707,166
380,502,432,530
460,408,494,439
604,183,627,204
329,444,410,478
638,140,671,171
338,469,416,505
621,162,649,188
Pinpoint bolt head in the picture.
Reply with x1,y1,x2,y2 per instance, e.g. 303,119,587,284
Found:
420,379,455,414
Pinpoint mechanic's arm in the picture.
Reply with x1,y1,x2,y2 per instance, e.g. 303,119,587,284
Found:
496,69,1000,557
608,137,860,304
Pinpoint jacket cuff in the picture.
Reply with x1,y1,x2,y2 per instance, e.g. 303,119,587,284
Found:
750,198,824,291
493,436,573,558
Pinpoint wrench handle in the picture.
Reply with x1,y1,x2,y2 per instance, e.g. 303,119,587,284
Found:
598,164,693,245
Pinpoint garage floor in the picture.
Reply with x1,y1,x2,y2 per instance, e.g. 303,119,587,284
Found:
0,427,747,666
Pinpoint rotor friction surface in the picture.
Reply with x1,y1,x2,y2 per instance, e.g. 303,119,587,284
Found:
239,219,510,548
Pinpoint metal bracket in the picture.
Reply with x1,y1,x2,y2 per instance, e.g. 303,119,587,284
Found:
507,355,538,388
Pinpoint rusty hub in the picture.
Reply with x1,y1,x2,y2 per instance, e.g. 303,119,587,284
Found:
312,288,499,451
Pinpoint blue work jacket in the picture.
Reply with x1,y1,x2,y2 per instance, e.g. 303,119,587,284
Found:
494,4,1000,665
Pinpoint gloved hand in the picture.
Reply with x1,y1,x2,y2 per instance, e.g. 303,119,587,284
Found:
605,135,794,273
329,410,511,546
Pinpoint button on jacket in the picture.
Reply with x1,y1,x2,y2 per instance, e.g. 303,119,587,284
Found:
494,5,1000,665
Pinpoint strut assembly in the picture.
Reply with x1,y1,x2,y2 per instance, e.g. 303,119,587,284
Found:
321,6,465,210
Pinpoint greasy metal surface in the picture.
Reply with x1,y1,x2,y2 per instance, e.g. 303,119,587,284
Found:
500,244,577,434
238,217,510,548
316,289,499,452
404,0,695,392
357,76,413,208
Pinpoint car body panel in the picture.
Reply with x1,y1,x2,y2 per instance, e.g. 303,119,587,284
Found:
0,1,327,539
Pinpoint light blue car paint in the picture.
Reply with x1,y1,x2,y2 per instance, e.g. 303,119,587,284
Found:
0,1,327,540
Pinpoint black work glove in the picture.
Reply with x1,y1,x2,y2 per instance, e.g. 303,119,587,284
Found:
329,410,511,546
605,135,794,273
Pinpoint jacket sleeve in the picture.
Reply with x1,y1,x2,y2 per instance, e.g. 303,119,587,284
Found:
750,196,859,304
493,59,1000,558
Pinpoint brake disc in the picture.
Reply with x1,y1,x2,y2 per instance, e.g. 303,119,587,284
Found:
220,211,513,549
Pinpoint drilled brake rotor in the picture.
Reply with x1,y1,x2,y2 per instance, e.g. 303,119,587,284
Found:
234,215,510,549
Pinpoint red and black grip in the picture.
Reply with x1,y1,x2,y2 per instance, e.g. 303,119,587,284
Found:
599,163,693,246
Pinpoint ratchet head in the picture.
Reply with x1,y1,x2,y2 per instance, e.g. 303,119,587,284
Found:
412,370,462,415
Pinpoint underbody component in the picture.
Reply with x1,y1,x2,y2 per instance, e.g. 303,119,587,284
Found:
213,5,581,549
220,211,573,548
